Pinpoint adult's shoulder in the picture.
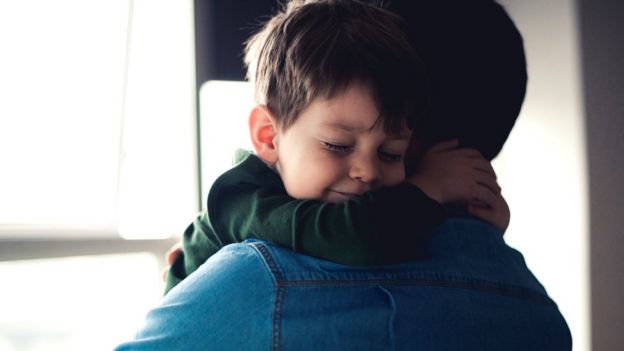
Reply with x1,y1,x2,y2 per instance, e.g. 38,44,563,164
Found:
115,243,275,351
170,241,276,296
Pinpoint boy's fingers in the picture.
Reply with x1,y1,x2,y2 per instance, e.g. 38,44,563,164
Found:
162,243,182,282
470,184,498,208
451,148,483,159
428,139,459,153
472,159,497,177
465,198,489,208
466,205,490,218
467,205,495,224
466,192,510,232
465,168,500,194
476,176,501,194
165,244,182,265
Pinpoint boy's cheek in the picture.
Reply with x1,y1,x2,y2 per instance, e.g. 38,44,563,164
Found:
385,165,407,186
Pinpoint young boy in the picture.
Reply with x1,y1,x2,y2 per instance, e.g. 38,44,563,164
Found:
165,0,506,295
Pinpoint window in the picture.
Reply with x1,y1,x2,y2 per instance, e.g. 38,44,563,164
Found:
0,0,195,349
0,254,162,351
0,0,197,239
0,0,128,232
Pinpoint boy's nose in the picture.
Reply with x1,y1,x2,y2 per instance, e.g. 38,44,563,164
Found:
349,155,382,184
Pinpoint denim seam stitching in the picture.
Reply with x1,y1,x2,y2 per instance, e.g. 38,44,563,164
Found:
248,242,553,305
272,286,286,351
281,278,555,306
249,242,283,281
249,242,286,350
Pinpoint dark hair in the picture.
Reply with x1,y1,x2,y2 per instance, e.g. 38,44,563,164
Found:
386,0,528,160
244,0,428,135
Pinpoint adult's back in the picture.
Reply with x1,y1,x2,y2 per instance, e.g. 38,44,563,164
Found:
265,211,571,349
116,210,571,350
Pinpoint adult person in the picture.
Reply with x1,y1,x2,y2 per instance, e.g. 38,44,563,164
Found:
115,1,572,350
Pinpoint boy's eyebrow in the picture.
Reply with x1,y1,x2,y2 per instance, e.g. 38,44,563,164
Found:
322,121,411,139
322,121,369,132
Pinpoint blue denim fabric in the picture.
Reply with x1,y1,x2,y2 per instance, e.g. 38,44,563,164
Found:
115,215,572,350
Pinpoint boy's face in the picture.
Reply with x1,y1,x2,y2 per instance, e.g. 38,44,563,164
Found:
274,84,411,203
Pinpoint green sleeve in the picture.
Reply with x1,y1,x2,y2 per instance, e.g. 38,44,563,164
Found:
211,177,446,266
164,211,221,294
164,154,445,295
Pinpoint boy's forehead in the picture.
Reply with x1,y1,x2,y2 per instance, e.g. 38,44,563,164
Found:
300,83,411,139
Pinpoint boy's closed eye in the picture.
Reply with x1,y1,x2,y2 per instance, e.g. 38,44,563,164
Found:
322,141,405,162
322,141,352,154
379,139,409,162
378,149,403,162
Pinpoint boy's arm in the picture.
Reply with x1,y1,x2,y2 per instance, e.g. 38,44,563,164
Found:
163,154,443,295
207,155,446,266
165,143,505,294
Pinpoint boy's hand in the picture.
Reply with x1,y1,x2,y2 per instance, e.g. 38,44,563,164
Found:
406,139,501,205
465,192,511,231
161,242,182,282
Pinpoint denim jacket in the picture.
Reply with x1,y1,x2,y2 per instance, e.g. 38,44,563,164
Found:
116,214,572,350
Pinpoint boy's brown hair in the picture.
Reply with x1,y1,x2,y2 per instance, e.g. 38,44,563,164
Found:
244,0,428,135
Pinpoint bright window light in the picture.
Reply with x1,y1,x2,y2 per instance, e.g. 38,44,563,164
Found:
0,254,162,351
0,0,198,239
0,0,128,230
495,0,589,348
116,0,198,239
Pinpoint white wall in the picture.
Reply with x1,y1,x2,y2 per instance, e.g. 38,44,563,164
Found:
493,0,589,350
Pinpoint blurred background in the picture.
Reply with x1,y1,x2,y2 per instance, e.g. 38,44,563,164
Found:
0,0,621,350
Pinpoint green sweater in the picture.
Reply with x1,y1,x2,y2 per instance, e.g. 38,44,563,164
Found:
165,151,446,294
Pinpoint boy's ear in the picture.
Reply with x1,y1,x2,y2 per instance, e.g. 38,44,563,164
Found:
249,105,279,164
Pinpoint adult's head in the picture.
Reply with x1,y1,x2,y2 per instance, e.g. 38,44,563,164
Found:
387,0,527,161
